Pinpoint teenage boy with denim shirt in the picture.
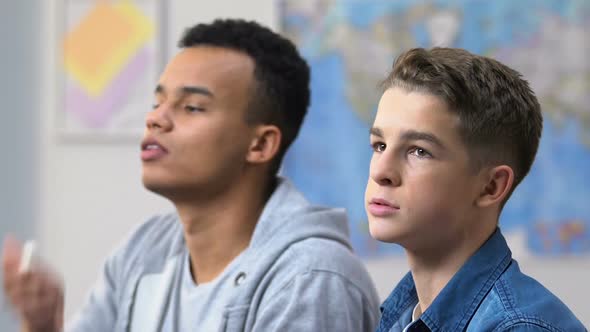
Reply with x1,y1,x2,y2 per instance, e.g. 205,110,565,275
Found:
366,47,585,332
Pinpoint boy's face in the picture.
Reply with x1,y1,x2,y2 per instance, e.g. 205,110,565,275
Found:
141,46,257,200
365,87,484,251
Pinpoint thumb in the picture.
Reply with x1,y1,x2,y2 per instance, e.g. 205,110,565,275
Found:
2,235,22,273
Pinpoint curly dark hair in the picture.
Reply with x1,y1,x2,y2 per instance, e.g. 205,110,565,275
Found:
179,19,310,175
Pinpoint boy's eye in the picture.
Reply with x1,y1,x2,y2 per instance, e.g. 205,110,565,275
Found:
185,105,204,112
152,103,159,109
409,147,431,158
372,142,386,152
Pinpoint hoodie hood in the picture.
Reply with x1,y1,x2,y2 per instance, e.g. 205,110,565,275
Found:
247,176,352,256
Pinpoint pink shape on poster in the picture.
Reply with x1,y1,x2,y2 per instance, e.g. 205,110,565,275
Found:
65,48,151,128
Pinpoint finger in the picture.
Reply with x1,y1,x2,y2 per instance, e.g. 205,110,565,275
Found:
2,235,22,273
4,273,31,307
15,271,52,299
5,271,45,307
3,268,28,305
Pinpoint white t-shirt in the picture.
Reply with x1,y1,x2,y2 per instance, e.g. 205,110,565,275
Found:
160,248,246,331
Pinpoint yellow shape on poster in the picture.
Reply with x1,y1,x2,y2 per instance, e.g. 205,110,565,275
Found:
63,1,154,96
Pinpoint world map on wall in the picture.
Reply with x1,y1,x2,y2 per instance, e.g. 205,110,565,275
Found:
280,0,590,257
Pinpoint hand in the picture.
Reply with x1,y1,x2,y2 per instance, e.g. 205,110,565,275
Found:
2,236,64,332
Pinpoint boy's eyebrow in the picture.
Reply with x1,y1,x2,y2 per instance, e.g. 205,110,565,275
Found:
370,127,446,150
400,129,446,150
154,84,214,98
369,127,384,137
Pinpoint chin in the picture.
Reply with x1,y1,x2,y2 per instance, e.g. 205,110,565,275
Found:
142,174,175,196
368,217,405,244
142,179,166,195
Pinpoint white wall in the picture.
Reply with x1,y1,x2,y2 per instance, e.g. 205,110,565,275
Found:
37,0,589,326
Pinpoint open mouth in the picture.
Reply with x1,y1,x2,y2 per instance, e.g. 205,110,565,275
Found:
141,138,168,161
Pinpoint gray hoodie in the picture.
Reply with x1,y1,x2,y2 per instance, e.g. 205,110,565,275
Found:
66,178,380,331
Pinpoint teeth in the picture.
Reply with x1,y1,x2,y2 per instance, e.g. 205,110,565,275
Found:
146,144,160,150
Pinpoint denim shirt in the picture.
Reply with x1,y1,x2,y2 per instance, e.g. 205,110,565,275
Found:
377,229,587,332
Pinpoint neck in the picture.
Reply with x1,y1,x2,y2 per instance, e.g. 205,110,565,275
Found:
406,218,496,314
174,173,275,284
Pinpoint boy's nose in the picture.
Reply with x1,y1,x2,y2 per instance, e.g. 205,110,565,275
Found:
370,154,401,187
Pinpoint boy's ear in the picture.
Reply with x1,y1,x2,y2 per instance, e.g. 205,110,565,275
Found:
476,165,514,208
246,125,282,165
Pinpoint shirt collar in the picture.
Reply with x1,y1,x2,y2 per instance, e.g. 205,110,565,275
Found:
380,228,513,331
379,272,418,330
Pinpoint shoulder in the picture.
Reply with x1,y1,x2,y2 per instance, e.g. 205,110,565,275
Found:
249,238,381,330
492,318,586,332
263,236,379,305
292,237,373,284
474,260,586,332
